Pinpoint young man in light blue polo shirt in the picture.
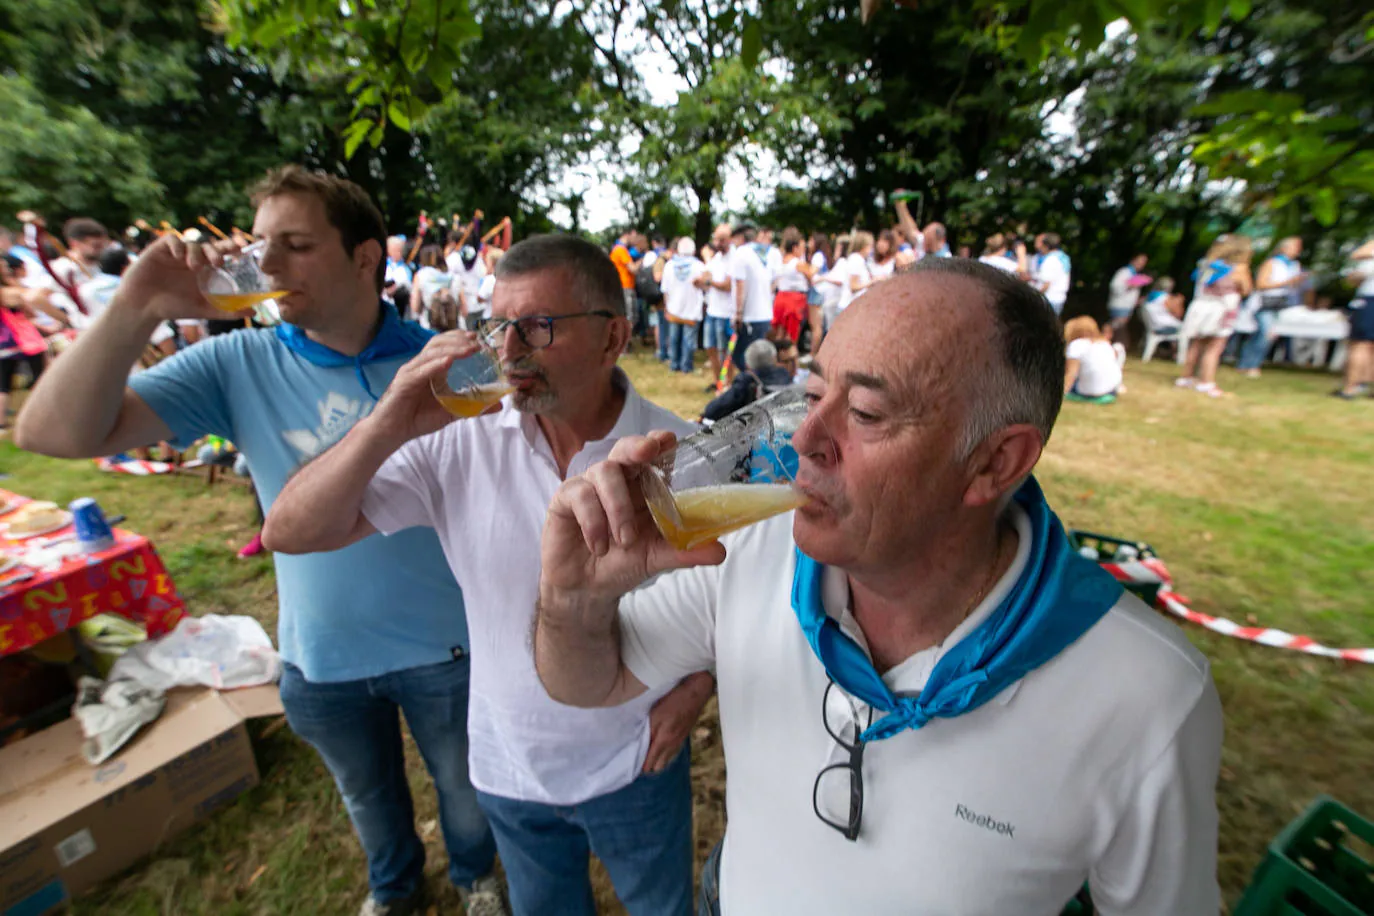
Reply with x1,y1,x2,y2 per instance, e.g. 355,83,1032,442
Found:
14,167,503,916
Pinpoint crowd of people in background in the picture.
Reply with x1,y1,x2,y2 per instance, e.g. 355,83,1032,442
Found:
4,199,1373,441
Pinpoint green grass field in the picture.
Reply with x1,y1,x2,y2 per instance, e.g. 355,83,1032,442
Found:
2,353,1371,914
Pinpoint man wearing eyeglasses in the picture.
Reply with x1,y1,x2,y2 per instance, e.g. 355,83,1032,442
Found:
532,259,1223,915
263,233,712,916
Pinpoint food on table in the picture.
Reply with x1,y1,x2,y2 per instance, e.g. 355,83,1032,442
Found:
4,501,71,537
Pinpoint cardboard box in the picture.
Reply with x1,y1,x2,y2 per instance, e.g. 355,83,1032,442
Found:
0,685,284,916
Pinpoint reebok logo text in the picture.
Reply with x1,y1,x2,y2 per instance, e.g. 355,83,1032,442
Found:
955,803,1016,838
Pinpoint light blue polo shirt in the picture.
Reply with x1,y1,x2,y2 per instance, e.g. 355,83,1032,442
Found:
129,326,468,683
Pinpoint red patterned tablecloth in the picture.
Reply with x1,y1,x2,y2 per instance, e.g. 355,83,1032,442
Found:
0,489,186,657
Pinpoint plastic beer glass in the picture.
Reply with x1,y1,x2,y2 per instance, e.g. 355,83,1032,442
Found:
641,387,811,550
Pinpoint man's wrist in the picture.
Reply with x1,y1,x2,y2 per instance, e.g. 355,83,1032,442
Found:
537,584,620,638
353,411,413,462
108,294,165,335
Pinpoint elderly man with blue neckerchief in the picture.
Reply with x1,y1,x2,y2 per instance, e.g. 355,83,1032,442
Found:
533,258,1223,916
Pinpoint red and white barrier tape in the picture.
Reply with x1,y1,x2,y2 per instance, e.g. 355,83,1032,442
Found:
95,457,175,476
1100,558,1374,664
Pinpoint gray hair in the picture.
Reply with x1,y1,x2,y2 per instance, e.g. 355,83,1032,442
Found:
908,259,1065,459
744,339,778,370
495,234,626,317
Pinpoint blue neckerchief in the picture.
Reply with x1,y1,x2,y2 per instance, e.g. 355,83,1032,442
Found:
671,255,697,282
1145,290,1166,305
1050,250,1071,271
1272,254,1292,268
750,242,771,265
275,301,433,401
790,476,1121,742
1195,259,1232,288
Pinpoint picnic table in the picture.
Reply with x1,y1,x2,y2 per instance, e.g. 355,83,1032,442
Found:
1269,306,1349,371
0,489,185,657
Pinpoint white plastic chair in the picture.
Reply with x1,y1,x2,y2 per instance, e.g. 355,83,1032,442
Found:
1139,304,1184,363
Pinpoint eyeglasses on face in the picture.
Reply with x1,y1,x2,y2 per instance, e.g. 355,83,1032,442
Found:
484,310,617,350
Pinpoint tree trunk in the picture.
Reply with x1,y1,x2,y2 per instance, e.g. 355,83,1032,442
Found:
693,184,714,250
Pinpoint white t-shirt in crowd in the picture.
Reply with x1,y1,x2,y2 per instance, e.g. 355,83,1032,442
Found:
476,273,496,315
1065,337,1124,397
766,245,783,280
1036,250,1071,307
731,244,775,323
450,257,487,316
384,259,413,291
618,507,1222,916
1258,255,1301,306
1352,258,1374,298
867,257,896,281
775,255,809,293
837,252,872,312
705,250,735,320
810,251,828,275
361,371,696,806
979,253,1018,274
1108,266,1142,315
661,255,707,323
412,266,452,325
1142,293,1182,330
77,273,122,326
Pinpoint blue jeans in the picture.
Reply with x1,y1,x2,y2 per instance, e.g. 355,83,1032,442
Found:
668,321,697,372
654,308,671,361
475,746,693,916
1238,308,1276,370
697,841,722,916
731,320,771,368
280,659,496,903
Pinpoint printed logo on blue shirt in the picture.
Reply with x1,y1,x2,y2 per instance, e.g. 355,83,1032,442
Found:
281,391,373,459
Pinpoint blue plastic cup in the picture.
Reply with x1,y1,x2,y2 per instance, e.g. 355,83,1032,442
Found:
70,498,115,553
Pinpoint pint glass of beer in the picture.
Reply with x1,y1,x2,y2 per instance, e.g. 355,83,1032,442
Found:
199,242,288,312
430,342,512,418
641,387,810,550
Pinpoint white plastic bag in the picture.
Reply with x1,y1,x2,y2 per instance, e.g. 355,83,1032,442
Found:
109,614,280,690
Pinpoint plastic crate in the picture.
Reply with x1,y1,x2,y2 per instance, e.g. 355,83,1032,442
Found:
1066,529,1164,607
1233,796,1374,916
1060,884,1094,915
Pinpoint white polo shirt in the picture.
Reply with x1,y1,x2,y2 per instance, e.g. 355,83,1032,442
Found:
661,255,707,323
1036,251,1071,308
619,508,1222,915
705,251,736,320
837,252,871,312
361,371,697,805
731,245,776,323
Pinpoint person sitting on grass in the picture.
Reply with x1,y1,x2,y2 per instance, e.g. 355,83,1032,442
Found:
1063,316,1125,400
703,338,795,422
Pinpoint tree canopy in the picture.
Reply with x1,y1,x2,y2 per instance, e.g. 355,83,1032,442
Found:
0,0,1369,296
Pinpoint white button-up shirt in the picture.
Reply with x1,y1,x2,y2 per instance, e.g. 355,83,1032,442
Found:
361,369,696,805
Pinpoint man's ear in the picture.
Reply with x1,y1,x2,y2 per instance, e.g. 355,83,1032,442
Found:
605,315,632,360
356,238,383,284
963,424,1044,508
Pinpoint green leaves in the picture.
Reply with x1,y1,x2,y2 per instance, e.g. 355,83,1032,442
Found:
218,0,481,158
